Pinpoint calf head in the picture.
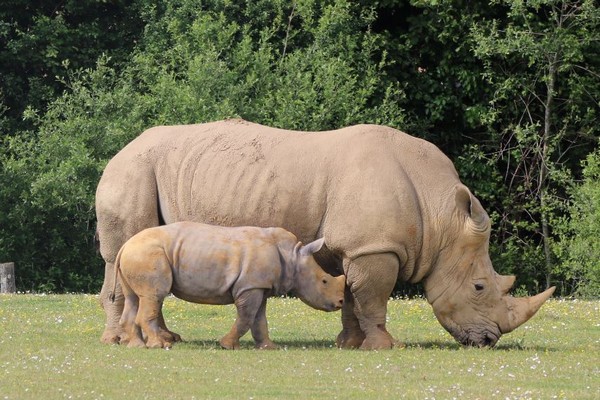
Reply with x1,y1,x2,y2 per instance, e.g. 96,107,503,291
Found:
424,185,555,347
291,238,345,312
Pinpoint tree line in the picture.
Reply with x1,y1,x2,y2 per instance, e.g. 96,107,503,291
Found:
1,0,598,297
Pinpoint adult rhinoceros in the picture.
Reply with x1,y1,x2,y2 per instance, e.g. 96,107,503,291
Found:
96,119,555,349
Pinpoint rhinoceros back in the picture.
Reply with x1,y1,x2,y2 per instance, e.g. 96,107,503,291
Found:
132,120,329,237
97,119,460,281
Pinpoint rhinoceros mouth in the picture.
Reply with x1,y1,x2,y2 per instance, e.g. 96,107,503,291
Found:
301,299,343,312
456,328,500,347
323,303,343,312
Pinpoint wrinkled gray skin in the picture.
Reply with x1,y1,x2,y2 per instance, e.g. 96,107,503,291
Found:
113,222,344,349
96,119,555,350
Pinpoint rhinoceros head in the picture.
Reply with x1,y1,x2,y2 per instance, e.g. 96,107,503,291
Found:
424,185,555,347
290,238,346,312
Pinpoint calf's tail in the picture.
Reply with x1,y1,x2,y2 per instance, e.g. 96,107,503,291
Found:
110,246,125,303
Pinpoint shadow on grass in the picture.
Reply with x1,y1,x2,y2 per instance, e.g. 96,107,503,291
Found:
176,338,556,352
401,340,557,352
180,338,338,350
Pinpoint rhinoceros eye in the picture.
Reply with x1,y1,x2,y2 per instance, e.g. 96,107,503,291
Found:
474,283,485,291
322,278,328,284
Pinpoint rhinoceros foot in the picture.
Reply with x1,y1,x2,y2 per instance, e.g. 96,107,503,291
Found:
126,336,147,348
336,325,395,350
144,329,182,349
219,335,241,350
336,328,366,349
255,340,278,350
163,330,182,343
100,328,124,345
359,332,394,350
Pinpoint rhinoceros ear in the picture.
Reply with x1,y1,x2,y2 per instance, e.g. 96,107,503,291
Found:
299,238,325,257
455,185,488,231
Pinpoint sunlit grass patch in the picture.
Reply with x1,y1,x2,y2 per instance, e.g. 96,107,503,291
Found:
1,295,598,399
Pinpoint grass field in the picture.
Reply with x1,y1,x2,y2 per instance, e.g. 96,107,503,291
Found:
0,294,598,399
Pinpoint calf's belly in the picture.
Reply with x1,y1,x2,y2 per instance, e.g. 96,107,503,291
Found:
171,272,235,305
172,288,235,305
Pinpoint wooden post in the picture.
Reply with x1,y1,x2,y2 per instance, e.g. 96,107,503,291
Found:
0,262,16,294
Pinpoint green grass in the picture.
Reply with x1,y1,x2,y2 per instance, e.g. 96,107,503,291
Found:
0,295,598,399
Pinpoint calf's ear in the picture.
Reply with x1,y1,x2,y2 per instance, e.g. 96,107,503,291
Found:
299,238,325,257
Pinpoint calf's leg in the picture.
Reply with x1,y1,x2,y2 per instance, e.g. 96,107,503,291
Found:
251,295,277,349
137,296,172,348
119,289,145,348
220,289,265,350
132,258,174,349
157,310,182,343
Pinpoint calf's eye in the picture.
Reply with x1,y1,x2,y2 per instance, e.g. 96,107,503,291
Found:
322,279,328,284
474,283,485,291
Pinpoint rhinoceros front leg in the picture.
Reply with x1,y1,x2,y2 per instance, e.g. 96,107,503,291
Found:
339,253,398,350
336,286,366,348
251,295,277,350
220,289,265,350
99,262,125,344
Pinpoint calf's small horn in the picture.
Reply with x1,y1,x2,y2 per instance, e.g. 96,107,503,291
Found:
501,286,556,334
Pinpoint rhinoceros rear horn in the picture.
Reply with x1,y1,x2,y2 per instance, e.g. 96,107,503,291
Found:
299,237,325,257
498,274,516,294
501,286,556,334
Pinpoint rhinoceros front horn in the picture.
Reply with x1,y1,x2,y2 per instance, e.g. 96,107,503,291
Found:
501,286,556,334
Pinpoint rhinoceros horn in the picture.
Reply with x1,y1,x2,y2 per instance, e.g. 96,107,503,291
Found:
498,274,516,294
500,286,556,334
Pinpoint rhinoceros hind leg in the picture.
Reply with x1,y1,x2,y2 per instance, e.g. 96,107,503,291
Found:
99,262,125,344
137,297,173,349
125,324,146,349
119,289,141,346
343,253,398,350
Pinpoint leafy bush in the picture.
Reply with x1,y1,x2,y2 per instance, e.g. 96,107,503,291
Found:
0,59,141,292
1,0,597,296
554,151,600,298
0,0,406,292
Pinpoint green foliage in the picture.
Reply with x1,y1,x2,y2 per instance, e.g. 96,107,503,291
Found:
467,0,600,294
0,59,139,292
126,0,405,129
0,0,598,296
554,151,600,297
0,0,405,292
0,0,145,134
373,0,498,151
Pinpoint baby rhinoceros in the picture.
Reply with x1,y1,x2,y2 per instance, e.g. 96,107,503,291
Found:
112,222,345,349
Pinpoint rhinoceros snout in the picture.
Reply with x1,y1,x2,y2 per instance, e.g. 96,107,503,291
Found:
329,297,344,311
458,329,500,348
